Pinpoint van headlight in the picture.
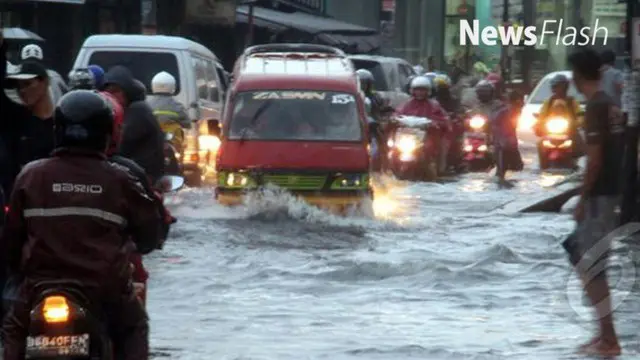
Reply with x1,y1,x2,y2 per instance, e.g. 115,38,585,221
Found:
199,135,220,151
218,171,256,188
330,173,369,189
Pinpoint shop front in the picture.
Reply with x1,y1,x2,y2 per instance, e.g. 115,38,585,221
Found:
443,0,477,72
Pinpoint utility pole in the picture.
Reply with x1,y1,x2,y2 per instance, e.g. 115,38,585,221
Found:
501,0,510,85
621,0,639,225
521,0,534,93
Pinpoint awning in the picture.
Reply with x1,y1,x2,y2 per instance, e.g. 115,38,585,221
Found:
236,5,380,54
28,0,86,4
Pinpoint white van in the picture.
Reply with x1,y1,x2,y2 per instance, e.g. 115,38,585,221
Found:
72,34,228,186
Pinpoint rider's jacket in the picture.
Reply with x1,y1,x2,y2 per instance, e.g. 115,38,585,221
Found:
147,95,191,129
538,95,582,132
396,98,450,133
1,147,160,289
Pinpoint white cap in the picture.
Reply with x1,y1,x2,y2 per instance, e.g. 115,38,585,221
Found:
21,44,43,60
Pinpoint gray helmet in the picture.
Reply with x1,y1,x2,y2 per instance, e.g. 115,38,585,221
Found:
356,69,374,83
551,74,569,87
68,68,96,90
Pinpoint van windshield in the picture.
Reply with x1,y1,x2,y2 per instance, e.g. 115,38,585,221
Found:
228,90,363,142
87,51,181,94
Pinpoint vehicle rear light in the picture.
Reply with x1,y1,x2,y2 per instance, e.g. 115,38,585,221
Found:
43,296,69,323
4,206,8,214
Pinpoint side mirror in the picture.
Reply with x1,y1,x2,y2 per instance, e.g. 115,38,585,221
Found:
156,175,185,192
207,119,221,138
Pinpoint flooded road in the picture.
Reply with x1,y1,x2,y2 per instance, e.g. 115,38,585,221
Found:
147,145,640,360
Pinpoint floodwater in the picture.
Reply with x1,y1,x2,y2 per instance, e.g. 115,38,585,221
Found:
147,144,640,360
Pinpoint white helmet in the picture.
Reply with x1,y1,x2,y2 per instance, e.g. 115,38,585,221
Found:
151,71,176,94
410,76,432,91
21,44,43,60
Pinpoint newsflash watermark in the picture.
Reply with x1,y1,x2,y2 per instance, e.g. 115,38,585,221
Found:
459,19,609,46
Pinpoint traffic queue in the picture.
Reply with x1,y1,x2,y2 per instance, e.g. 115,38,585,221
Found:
0,30,605,359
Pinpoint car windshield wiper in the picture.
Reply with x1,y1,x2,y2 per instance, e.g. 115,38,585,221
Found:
239,100,273,144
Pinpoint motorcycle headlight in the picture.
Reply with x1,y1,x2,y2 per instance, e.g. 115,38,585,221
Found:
42,296,70,323
545,117,569,134
469,115,486,130
218,171,256,188
330,173,369,189
199,135,221,151
396,136,420,153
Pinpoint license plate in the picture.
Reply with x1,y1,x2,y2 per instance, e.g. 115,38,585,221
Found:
26,334,90,358
399,153,415,161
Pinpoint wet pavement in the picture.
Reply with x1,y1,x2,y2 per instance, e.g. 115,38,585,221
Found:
146,143,639,360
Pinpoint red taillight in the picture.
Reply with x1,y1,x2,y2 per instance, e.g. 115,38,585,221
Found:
4,206,8,214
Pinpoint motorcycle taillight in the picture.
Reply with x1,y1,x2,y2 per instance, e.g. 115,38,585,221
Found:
4,206,8,214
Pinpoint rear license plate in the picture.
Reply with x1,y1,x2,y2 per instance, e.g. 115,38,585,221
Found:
26,334,90,358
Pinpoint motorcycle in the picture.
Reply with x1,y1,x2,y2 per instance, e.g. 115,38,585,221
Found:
462,111,494,171
23,175,184,360
537,116,575,170
164,132,181,176
387,115,438,181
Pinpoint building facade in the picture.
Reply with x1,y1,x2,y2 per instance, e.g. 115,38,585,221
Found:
1,0,141,75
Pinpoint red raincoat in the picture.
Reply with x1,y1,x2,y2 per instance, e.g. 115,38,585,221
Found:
396,98,452,138
99,91,125,156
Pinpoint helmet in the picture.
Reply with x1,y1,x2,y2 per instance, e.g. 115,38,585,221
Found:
54,90,114,151
551,74,569,87
434,74,451,88
410,76,432,90
475,80,494,102
356,69,374,91
473,62,489,74
151,71,176,94
21,44,43,60
131,79,147,102
68,69,96,90
423,72,437,84
485,73,502,87
88,65,105,89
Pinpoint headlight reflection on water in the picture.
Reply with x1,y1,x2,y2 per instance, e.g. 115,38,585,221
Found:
370,175,406,219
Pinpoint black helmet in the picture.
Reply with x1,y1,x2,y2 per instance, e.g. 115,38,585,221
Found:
68,68,96,90
130,79,147,102
54,90,114,151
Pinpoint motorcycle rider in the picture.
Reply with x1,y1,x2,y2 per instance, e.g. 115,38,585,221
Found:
475,80,523,184
357,69,388,171
148,71,190,152
101,66,165,183
434,74,464,173
396,76,450,174
1,90,160,360
120,79,166,184
535,74,583,156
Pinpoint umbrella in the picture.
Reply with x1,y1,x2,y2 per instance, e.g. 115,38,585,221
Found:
2,27,45,42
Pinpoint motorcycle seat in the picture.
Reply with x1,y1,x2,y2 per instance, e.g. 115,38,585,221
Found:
31,279,91,307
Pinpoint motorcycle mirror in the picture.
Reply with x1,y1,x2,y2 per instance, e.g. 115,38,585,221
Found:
157,175,185,193
165,132,174,141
